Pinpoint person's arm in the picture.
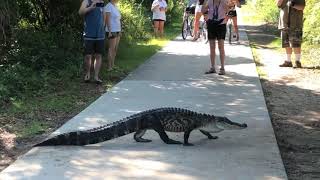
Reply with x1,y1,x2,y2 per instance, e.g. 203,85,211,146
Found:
79,0,96,16
235,0,241,8
201,0,209,14
151,1,160,11
104,9,112,37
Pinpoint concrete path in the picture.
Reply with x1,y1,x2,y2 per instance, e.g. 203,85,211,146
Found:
0,27,287,179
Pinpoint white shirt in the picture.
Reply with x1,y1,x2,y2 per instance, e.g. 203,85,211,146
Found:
104,3,121,32
151,0,167,21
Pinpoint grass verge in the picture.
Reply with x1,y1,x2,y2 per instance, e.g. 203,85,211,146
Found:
0,21,181,145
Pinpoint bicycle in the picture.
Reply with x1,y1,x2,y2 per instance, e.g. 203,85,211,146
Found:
181,7,194,40
226,14,234,44
198,15,208,43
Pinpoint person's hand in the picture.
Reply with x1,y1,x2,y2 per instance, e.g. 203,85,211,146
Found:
108,32,112,38
287,0,295,7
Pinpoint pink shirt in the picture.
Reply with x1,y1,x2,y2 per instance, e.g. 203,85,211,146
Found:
207,0,228,23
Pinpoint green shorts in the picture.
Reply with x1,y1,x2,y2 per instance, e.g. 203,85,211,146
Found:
281,29,303,48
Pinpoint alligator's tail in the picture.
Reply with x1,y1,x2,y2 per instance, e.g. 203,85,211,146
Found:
35,118,139,146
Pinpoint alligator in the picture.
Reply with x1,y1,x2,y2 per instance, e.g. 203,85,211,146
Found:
35,107,247,146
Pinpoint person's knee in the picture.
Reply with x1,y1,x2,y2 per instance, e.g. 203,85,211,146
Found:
85,54,92,60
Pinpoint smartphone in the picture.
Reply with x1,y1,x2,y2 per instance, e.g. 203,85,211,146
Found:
96,2,105,7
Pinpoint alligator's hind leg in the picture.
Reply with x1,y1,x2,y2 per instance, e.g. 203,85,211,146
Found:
134,129,152,143
183,130,194,146
199,130,218,139
153,127,182,145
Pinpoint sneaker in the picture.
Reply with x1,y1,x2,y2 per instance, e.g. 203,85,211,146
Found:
205,68,216,74
218,68,225,75
279,61,293,67
294,61,302,68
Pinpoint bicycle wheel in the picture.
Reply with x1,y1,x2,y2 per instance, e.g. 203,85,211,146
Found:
189,17,194,37
181,19,188,40
228,22,232,44
201,22,208,43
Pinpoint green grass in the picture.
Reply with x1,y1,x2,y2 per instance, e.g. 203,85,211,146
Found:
1,21,182,138
18,120,50,138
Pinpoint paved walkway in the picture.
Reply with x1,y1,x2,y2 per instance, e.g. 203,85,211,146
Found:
0,25,287,179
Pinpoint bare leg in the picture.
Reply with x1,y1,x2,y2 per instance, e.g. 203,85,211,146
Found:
209,39,216,68
217,39,225,70
286,47,293,55
159,21,165,38
93,54,102,82
153,21,160,38
107,38,117,70
84,54,92,81
293,47,301,54
193,12,202,40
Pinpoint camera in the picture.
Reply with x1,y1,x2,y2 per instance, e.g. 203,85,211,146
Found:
96,2,105,7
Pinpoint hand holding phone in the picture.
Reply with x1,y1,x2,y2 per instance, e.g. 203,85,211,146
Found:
96,2,105,7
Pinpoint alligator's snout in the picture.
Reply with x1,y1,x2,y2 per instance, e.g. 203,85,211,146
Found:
241,123,248,128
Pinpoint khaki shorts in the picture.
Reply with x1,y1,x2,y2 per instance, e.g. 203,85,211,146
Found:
281,29,303,48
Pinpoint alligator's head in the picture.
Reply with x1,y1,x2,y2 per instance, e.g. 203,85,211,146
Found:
200,115,247,133
215,116,247,130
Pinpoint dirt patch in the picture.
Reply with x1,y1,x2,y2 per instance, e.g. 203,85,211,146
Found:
246,25,320,180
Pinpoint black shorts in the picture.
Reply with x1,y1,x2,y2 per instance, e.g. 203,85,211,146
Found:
84,40,105,55
207,20,227,40
153,19,165,22
227,10,237,17
108,32,121,39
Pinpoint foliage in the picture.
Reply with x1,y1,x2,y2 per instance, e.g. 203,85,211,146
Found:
303,0,320,44
246,0,279,23
0,0,184,104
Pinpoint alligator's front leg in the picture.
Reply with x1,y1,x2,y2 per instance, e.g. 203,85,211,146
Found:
199,130,218,139
134,129,152,143
184,130,194,146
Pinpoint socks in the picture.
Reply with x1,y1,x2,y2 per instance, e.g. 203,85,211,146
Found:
286,54,292,62
295,54,301,62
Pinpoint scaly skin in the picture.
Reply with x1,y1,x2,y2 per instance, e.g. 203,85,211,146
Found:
35,107,247,146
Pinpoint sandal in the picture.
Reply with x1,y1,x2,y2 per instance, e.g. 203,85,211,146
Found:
84,74,90,83
205,68,216,74
94,78,103,84
218,68,225,75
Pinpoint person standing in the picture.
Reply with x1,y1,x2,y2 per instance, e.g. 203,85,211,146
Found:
79,0,105,84
192,0,204,41
202,0,229,75
277,0,305,68
104,0,122,71
225,0,241,41
151,0,168,38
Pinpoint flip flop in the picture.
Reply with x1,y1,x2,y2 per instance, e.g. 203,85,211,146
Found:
95,79,103,85
84,74,90,83
205,68,216,74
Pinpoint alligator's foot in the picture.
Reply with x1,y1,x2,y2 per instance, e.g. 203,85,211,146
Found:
199,130,218,140
183,143,194,146
135,137,152,143
166,139,182,144
208,135,218,140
